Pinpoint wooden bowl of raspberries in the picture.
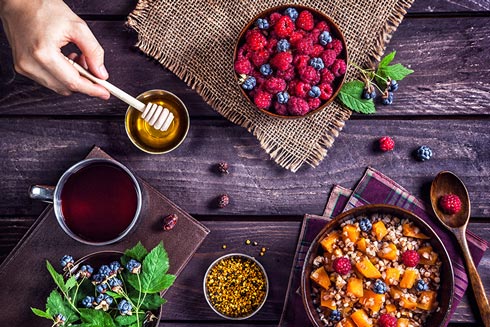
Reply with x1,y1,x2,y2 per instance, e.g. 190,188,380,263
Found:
233,5,348,118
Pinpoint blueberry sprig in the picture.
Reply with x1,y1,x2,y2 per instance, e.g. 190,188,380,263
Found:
31,242,175,327
338,51,413,114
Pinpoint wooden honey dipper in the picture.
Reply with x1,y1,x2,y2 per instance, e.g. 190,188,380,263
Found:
66,57,174,131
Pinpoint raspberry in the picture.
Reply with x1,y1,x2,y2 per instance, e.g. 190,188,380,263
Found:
237,45,251,60
308,98,321,110
296,10,314,31
266,38,278,53
299,66,320,84
310,29,322,44
320,69,335,84
315,21,330,32
331,59,347,76
296,38,314,55
318,83,333,100
320,50,337,68
264,77,287,93
274,102,288,115
416,145,433,161
293,55,310,70
332,257,351,275
379,136,395,152
253,90,273,109
270,52,293,71
234,58,252,74
288,96,310,116
311,44,324,57
275,65,295,81
327,39,344,56
378,314,397,327
293,81,311,98
439,194,462,214
289,31,304,46
274,15,294,38
401,250,420,267
269,12,282,25
251,49,271,67
246,30,267,51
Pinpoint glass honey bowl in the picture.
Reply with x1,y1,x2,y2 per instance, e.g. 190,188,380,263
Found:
125,89,190,154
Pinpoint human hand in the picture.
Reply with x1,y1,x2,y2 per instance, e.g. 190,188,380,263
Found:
0,0,110,99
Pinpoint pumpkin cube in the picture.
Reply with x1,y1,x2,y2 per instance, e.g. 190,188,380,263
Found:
320,289,337,310
417,290,437,311
310,267,331,289
347,277,364,298
384,267,401,286
355,257,382,279
418,246,439,265
320,231,341,253
397,318,410,327
400,296,417,310
360,289,385,313
385,303,397,314
338,317,356,327
372,221,388,241
402,223,430,239
400,268,418,289
350,309,372,327
342,224,360,243
356,238,368,253
378,243,398,261
389,287,404,301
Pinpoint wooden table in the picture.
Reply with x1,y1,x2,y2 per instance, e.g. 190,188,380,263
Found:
0,1,489,326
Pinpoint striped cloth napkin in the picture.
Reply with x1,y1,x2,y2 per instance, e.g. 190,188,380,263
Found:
279,167,488,326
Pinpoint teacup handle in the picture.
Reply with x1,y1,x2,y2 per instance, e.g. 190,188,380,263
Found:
29,185,55,203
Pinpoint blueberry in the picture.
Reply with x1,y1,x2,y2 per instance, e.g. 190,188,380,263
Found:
108,277,123,292
126,259,142,274
416,145,433,161
330,310,341,322
260,64,272,76
81,296,95,308
373,280,387,294
109,261,121,274
382,91,394,105
255,18,269,30
359,217,372,232
118,299,133,315
277,91,290,104
308,86,321,98
362,87,376,100
388,79,399,92
277,39,290,52
416,279,429,291
98,265,112,278
241,76,256,90
284,8,299,21
60,255,74,269
96,282,109,294
309,57,324,70
319,31,332,46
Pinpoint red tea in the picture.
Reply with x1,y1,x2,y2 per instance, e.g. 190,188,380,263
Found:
60,163,138,242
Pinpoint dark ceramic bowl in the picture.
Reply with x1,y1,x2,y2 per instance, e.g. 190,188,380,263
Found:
233,5,348,119
301,204,454,327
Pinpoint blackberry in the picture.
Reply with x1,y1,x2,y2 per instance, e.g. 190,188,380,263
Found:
309,57,325,70
60,255,74,269
362,84,376,100
330,310,341,322
92,273,105,284
388,79,399,92
241,76,256,90
373,280,388,294
126,259,142,274
256,18,269,30
81,296,95,308
96,282,109,294
382,91,394,105
78,264,94,279
416,145,433,161
95,294,113,311
277,39,290,52
109,261,121,274
416,279,429,291
98,265,112,278
284,7,299,21
54,314,66,325
308,86,321,98
319,31,332,46
359,217,372,232
118,299,133,315
109,278,123,292
260,64,272,76
277,91,290,104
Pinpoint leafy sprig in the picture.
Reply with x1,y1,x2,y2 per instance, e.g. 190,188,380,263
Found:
338,51,413,114
31,242,174,327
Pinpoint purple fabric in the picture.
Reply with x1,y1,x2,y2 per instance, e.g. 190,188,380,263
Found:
279,167,488,327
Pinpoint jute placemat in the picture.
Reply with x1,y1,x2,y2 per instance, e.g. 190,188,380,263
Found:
127,0,414,172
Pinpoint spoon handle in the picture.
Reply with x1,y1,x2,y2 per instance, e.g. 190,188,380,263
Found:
456,229,490,326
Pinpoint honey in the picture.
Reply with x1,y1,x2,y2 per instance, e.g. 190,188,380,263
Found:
125,90,189,154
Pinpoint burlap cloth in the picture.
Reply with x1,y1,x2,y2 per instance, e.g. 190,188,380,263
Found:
127,0,414,172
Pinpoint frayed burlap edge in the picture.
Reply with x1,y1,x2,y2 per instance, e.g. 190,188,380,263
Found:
127,0,414,172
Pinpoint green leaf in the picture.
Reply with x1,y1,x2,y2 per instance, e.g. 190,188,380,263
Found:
338,81,376,114
140,243,173,293
46,261,66,294
378,51,396,69
46,290,78,324
105,290,123,299
115,315,137,326
31,307,52,319
139,293,167,311
378,63,414,81
79,308,116,327
125,242,148,262
65,275,77,291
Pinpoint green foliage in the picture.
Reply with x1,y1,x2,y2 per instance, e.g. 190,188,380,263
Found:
31,307,52,319
79,308,117,327
338,81,376,114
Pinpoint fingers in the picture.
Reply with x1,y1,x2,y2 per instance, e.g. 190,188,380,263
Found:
70,22,108,80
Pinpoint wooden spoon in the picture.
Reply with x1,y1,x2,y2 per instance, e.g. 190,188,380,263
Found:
430,171,490,327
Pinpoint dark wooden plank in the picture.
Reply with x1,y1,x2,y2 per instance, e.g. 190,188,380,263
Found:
409,0,490,13
1,16,490,117
0,118,488,217
65,0,138,16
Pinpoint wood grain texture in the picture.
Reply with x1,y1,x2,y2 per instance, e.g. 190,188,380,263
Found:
0,118,488,217
1,17,490,117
